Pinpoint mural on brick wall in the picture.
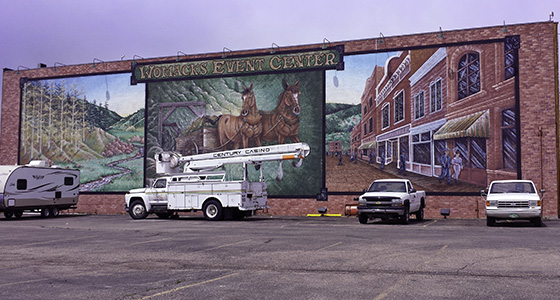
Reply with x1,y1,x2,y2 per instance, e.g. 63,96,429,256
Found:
325,38,520,194
144,72,324,196
133,47,343,197
19,73,146,192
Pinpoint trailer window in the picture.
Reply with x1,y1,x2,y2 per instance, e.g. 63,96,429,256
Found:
64,177,74,186
17,179,27,190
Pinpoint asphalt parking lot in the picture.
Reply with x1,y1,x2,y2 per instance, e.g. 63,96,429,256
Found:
1,214,560,299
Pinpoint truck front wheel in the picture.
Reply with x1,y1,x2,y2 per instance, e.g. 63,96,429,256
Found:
129,200,149,219
358,214,368,224
400,206,410,225
203,200,224,221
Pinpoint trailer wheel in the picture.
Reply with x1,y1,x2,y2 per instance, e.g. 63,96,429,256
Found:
129,201,148,219
4,211,14,219
203,200,224,221
14,211,23,219
41,208,51,218
51,208,60,217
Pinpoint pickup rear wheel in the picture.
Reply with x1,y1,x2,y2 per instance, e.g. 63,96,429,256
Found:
129,200,149,219
203,200,224,221
415,206,424,221
486,217,496,226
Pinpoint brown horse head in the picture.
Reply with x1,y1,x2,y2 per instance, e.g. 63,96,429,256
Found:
240,83,256,117
281,80,301,116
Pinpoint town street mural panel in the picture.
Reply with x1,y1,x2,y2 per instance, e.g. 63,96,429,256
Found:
19,73,146,192
326,39,519,193
145,72,324,196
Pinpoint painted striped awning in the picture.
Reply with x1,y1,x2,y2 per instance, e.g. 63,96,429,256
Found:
433,110,490,140
358,141,377,149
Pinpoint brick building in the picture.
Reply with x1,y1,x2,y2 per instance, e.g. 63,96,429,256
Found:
2,21,558,219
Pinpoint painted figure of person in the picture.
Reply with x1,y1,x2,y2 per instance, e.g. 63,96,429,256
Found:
369,151,374,164
451,151,463,183
438,148,451,184
398,150,407,176
338,151,343,166
380,151,385,170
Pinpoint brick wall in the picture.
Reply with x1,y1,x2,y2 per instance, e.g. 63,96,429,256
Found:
2,21,558,218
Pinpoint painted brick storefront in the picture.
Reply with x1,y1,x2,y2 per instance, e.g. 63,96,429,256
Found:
2,21,558,219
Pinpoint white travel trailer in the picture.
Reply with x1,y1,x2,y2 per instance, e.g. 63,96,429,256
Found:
0,161,80,219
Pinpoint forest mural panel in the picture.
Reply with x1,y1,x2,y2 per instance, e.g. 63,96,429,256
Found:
19,73,145,192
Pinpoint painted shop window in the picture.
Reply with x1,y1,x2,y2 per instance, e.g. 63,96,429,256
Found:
434,140,446,166
394,91,404,123
378,142,386,160
412,132,431,165
399,135,409,159
382,103,390,129
504,43,515,80
455,139,469,164
470,138,487,169
457,52,480,100
414,91,425,119
369,118,373,133
501,108,517,170
430,78,442,113
363,124,367,136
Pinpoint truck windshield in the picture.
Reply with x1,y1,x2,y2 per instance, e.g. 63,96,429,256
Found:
489,182,535,194
368,182,407,193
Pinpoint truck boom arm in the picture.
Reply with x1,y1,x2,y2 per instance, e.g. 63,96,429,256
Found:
155,143,311,174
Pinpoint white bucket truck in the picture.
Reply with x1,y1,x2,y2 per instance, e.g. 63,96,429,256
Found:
125,143,310,220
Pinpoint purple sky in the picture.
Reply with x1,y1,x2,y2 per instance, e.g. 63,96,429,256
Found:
1,0,558,107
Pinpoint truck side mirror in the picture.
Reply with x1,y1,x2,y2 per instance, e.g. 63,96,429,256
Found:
363,189,367,193
540,189,546,194
354,197,359,201
480,189,487,196
409,188,416,193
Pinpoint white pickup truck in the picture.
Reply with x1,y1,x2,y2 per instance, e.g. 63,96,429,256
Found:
356,179,426,224
482,180,544,227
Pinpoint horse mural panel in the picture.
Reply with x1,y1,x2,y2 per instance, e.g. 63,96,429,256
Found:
261,80,301,145
217,84,263,150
